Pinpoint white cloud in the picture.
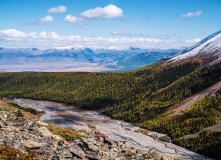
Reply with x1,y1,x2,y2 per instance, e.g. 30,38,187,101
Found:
111,32,181,39
0,29,200,50
181,10,203,17
0,29,26,38
63,4,123,25
185,38,201,43
40,15,54,22
111,31,133,36
25,16,54,25
47,5,67,14
64,15,84,23
80,4,123,19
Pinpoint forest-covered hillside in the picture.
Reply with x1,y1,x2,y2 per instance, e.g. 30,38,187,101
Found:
0,61,220,121
0,62,199,109
0,61,221,159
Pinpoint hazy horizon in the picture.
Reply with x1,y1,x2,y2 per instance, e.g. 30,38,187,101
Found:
1,0,221,72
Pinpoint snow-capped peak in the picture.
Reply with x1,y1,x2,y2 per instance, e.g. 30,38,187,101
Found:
169,30,221,63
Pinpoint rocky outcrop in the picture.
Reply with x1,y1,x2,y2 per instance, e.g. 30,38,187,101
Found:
0,106,178,160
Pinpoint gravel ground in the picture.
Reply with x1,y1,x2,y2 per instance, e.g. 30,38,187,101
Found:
11,99,213,160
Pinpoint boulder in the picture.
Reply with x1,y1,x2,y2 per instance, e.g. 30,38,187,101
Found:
17,110,24,117
85,154,100,160
81,138,99,153
37,121,48,126
104,137,114,146
38,126,53,137
23,140,43,149
70,143,86,158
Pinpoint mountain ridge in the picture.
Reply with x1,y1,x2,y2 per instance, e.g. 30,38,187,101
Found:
168,30,221,66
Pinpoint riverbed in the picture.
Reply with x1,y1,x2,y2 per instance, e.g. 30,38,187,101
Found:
11,99,212,160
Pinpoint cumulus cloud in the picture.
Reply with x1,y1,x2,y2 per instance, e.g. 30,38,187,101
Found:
81,4,123,19
185,38,201,43
47,5,67,14
64,15,84,23
64,16,88,28
40,15,54,22
63,4,123,26
181,10,203,17
25,16,54,25
0,29,201,50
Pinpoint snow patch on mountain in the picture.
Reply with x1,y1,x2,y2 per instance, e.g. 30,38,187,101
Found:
169,30,221,62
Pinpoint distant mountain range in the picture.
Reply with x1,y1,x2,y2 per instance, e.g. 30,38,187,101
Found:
0,47,180,72
1,29,221,72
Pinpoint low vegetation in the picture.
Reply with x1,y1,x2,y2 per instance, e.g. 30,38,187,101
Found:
134,129,149,135
0,101,41,119
159,136,171,143
45,124,86,140
125,127,131,130
0,146,37,160
8,102,44,115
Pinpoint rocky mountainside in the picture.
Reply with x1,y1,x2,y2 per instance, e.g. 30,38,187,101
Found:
0,101,176,160
168,30,221,66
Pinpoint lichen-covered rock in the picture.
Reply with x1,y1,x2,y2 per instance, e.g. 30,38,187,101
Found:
85,153,100,160
0,105,178,160
23,140,43,149
81,138,100,153
17,110,24,117
37,121,48,126
70,143,86,158
104,137,114,146
38,126,54,137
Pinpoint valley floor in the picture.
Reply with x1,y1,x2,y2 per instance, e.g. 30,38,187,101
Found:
10,99,212,160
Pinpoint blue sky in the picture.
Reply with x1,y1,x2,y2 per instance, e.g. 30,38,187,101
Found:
0,0,221,49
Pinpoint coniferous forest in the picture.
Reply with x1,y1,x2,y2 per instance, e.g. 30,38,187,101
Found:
0,61,221,159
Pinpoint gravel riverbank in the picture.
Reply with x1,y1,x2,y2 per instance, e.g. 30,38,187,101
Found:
11,99,213,160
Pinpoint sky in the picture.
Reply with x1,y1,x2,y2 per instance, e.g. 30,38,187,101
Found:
0,0,221,49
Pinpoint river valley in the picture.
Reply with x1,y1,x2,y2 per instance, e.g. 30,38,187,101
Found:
11,99,212,160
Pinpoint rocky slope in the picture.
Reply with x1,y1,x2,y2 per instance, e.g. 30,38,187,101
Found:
0,101,177,160
9,99,212,160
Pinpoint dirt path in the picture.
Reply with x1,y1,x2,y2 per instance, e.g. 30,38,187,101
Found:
168,81,221,139
182,121,221,139
169,81,221,114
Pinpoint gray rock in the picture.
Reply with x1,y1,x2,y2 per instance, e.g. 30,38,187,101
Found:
38,126,53,137
81,138,99,153
17,110,24,117
104,137,114,146
85,154,100,160
23,140,43,149
0,120,7,128
70,143,86,158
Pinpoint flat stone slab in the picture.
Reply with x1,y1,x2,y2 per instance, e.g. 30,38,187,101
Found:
23,140,43,149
